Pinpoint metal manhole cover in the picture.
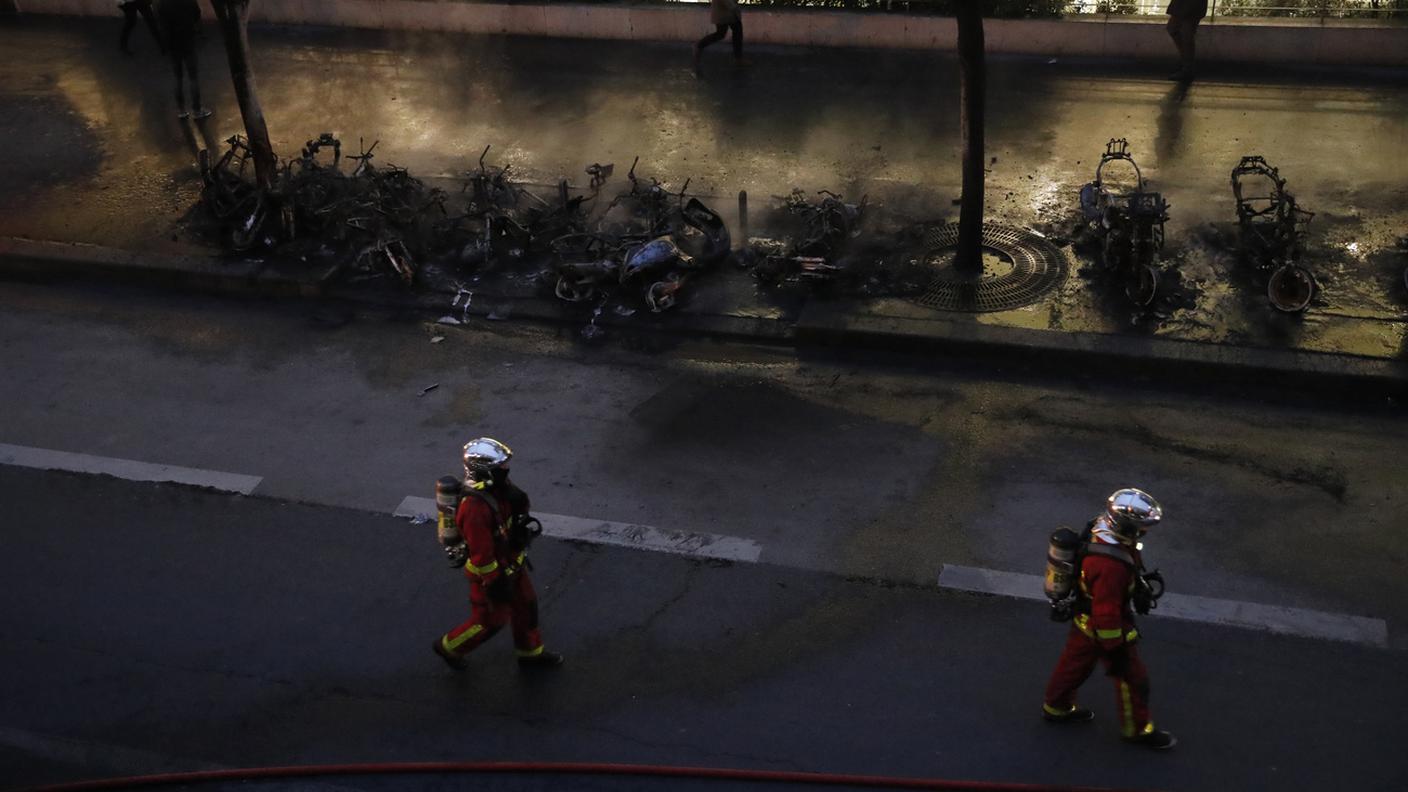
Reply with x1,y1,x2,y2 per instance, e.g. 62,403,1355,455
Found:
912,223,1067,312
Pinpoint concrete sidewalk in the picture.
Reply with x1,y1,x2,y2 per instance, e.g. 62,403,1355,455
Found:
1,18,1405,394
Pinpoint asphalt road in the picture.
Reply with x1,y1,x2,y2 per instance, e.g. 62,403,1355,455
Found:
0,282,1404,637
0,281,1405,790
2,465,1405,792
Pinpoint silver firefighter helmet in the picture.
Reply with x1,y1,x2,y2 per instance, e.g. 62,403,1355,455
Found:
462,437,512,481
1106,488,1163,536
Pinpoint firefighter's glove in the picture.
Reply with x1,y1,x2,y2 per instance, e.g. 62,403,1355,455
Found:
486,576,513,604
1133,570,1165,615
1105,645,1131,677
444,541,469,569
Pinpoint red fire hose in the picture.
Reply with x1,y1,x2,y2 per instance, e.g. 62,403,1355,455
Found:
20,760,1158,792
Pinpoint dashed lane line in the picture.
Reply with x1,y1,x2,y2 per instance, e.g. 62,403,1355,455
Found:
0,444,1388,647
0,442,263,495
394,495,764,564
937,564,1389,649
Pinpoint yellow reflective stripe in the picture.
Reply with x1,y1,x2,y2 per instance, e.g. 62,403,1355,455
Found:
500,552,528,576
444,625,484,652
1126,628,1140,642
1073,613,1092,636
1043,703,1073,716
1096,628,1124,640
1120,681,1135,738
516,645,544,658
466,559,499,576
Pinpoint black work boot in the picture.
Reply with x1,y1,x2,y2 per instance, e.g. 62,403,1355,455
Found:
517,650,565,670
1124,726,1177,750
432,638,466,671
1043,704,1095,724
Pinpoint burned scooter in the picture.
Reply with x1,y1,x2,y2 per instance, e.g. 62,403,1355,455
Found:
748,189,866,287
622,197,731,312
1079,139,1168,307
443,145,538,272
562,159,728,311
550,232,620,303
1231,156,1316,313
550,193,729,312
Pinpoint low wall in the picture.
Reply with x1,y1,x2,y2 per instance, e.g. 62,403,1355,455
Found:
13,0,1408,67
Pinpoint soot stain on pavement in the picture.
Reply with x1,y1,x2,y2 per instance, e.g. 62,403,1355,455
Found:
0,93,103,201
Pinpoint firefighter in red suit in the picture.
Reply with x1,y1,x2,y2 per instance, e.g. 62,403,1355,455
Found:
1042,488,1176,750
433,437,564,670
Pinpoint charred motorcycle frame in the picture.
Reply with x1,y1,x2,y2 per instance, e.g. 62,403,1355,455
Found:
1230,156,1316,313
1079,139,1167,307
549,160,729,312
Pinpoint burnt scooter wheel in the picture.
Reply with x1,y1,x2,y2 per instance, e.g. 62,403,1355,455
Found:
1268,263,1315,313
1126,264,1159,307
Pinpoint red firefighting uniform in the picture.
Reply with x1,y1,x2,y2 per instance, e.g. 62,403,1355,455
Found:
1043,542,1158,739
438,483,545,660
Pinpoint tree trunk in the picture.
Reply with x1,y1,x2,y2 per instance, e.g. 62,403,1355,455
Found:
955,1,986,275
212,0,276,190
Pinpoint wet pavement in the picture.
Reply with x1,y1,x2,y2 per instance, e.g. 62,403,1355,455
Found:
1,16,1407,357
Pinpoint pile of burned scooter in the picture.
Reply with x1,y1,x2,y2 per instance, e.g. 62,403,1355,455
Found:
1079,138,1318,313
199,133,890,311
541,157,732,312
741,188,868,289
199,136,740,311
199,133,451,286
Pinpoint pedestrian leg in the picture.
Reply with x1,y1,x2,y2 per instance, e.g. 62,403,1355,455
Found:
120,5,139,53
137,1,166,54
1181,19,1199,75
440,582,509,658
1101,644,1153,738
1043,627,1100,713
186,53,208,118
171,52,188,116
694,23,728,70
508,573,544,657
730,18,744,61
1166,17,1195,80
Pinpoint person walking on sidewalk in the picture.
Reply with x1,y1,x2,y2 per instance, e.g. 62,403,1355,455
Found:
118,0,165,55
693,0,745,73
1165,0,1208,83
157,0,209,119
1042,488,1177,750
433,438,565,672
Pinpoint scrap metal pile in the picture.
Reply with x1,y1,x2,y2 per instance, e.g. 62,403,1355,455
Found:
200,134,448,285
745,189,867,287
1230,155,1317,313
198,132,1337,322
737,188,932,299
1078,138,1168,307
198,137,733,312
546,157,731,312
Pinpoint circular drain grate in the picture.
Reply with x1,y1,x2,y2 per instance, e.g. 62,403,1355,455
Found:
912,223,1068,312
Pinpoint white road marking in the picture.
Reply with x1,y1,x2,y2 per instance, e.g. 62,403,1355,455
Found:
937,564,1389,648
0,443,262,495
0,443,1386,647
395,495,763,563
